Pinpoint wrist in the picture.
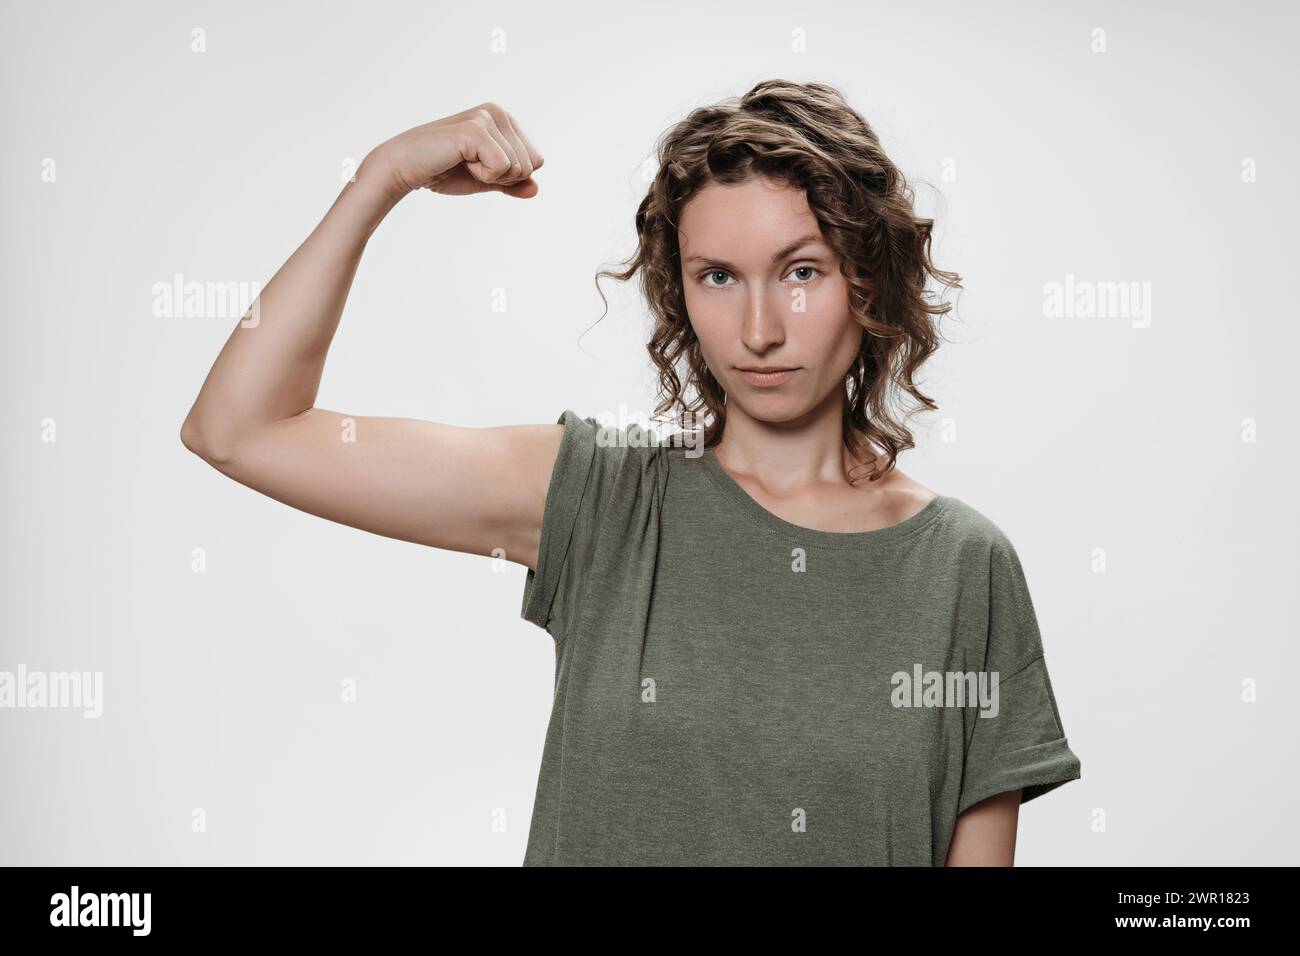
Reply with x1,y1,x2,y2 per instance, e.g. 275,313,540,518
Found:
355,148,410,207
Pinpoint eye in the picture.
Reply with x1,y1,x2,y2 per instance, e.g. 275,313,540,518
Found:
699,266,820,288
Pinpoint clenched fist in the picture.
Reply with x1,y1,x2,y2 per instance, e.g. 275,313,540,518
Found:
363,102,545,200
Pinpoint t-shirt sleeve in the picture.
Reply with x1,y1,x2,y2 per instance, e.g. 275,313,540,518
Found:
520,409,624,637
956,533,1083,817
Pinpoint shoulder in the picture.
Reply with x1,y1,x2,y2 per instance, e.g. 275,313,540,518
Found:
554,409,659,443
935,495,1020,558
556,410,681,462
549,410,679,502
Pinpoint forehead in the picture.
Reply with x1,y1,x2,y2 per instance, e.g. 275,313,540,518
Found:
677,177,820,254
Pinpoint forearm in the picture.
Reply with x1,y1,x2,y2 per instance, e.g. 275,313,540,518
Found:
181,154,405,458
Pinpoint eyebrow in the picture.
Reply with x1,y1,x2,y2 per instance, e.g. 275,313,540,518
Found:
682,233,827,270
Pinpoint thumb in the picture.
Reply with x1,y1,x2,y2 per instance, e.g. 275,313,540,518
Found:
493,176,540,199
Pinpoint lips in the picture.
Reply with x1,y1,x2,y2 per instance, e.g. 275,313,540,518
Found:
737,367,798,387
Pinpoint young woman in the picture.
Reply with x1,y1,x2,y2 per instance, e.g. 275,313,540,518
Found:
181,80,1082,867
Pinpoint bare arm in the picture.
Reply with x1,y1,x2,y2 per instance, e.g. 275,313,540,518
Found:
180,104,556,570
945,789,1021,865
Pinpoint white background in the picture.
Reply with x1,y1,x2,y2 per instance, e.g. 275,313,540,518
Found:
1,0,1296,865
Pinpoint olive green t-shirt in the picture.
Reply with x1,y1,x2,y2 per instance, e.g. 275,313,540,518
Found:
519,409,1082,866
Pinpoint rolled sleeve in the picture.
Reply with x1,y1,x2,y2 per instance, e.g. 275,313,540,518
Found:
956,655,1082,816
520,409,599,633
956,532,1083,816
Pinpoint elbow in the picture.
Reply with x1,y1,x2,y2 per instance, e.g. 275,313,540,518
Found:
180,414,237,467
179,414,203,455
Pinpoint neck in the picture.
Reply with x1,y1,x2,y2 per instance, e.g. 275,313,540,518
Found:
713,389,874,489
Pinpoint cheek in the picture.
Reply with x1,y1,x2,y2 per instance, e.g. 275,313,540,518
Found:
798,283,859,358
682,285,725,359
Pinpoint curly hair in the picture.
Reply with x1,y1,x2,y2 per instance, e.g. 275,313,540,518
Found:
594,79,962,484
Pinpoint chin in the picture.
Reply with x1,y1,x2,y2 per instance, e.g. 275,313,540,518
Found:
729,395,808,422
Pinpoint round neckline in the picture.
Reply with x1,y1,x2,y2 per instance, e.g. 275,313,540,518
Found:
694,444,951,548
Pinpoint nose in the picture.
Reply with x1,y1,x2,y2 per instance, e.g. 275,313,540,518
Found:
740,286,787,353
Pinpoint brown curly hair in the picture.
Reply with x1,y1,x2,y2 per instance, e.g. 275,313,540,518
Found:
594,79,962,484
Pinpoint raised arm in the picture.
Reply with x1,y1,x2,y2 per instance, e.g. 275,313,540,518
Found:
180,104,557,571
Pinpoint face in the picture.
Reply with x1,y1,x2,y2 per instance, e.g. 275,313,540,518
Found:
677,175,862,426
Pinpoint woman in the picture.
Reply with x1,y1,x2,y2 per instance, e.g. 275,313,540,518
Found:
181,80,1082,866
